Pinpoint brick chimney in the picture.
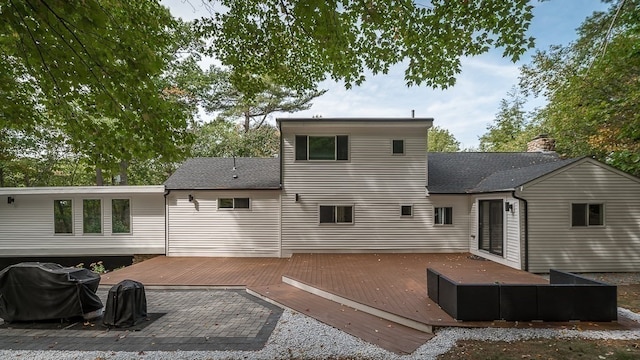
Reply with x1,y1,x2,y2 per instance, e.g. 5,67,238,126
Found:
527,134,556,152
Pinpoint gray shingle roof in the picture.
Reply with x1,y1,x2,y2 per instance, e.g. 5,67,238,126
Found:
164,157,280,190
428,152,581,194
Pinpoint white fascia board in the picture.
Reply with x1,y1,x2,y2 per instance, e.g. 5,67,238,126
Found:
0,185,165,196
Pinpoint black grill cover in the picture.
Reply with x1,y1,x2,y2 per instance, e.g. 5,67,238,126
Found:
0,262,103,322
103,280,147,327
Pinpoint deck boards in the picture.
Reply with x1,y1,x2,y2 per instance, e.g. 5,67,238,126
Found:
249,283,433,354
101,252,639,352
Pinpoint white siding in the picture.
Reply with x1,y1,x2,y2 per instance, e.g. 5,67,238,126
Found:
520,159,640,273
0,191,165,256
280,121,468,254
166,190,280,257
468,195,522,269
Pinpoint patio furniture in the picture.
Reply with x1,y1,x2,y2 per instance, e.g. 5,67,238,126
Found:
0,262,103,322
103,279,147,327
427,268,617,322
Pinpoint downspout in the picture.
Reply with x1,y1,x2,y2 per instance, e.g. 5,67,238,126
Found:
511,189,529,272
163,189,171,257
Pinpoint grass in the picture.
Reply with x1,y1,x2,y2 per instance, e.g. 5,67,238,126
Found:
437,284,640,359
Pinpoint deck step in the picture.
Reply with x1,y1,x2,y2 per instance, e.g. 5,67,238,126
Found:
282,275,434,333
247,283,433,355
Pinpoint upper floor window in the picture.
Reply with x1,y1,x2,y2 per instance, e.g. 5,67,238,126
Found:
392,139,405,155
434,207,453,225
296,135,349,161
319,205,353,224
54,199,73,234
571,203,604,227
112,199,131,234
219,197,251,209
83,199,102,234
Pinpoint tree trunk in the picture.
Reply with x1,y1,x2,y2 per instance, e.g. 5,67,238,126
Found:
244,109,250,133
119,161,128,185
96,167,104,186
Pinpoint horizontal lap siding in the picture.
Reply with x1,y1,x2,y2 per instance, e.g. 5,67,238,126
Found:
0,193,165,256
280,123,468,253
468,195,521,270
521,161,640,273
167,190,280,257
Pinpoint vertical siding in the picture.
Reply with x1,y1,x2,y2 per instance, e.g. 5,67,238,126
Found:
280,123,468,254
520,160,640,273
166,190,281,257
468,195,521,269
0,192,165,256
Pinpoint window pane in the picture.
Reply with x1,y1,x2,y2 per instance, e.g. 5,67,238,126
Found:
572,203,587,226
337,206,353,223
393,140,404,154
319,206,335,223
588,204,603,226
435,207,453,225
54,200,73,234
83,199,101,234
295,135,307,160
309,136,335,160
337,135,349,160
234,198,250,209
112,199,131,233
401,205,412,216
219,198,233,208
444,207,453,224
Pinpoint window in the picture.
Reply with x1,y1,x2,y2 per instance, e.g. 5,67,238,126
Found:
392,139,405,155
400,205,413,217
112,199,131,234
83,199,102,234
572,203,604,227
295,135,349,161
54,200,73,234
435,207,453,225
219,197,250,209
319,205,353,224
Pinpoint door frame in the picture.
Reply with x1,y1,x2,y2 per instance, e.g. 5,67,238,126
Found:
478,199,504,256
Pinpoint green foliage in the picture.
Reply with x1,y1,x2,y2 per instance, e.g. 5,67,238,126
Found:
192,121,280,158
1,1,197,185
479,88,544,152
428,126,460,152
519,0,640,175
90,261,106,274
196,0,535,95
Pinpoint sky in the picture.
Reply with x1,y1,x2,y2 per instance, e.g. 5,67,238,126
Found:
162,0,610,149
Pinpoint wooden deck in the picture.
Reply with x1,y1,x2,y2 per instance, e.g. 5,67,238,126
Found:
101,253,638,354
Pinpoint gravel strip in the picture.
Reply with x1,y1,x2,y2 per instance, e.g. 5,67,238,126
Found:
2,307,640,360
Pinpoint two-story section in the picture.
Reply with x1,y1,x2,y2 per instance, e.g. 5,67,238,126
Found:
278,117,446,255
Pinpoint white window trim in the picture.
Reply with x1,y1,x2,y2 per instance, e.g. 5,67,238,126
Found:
82,198,104,236
569,202,605,228
318,204,355,225
392,139,405,155
434,206,454,226
53,199,74,235
295,134,350,162
400,204,413,218
217,197,252,211
111,197,132,235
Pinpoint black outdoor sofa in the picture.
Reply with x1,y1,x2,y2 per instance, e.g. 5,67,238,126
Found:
427,268,617,322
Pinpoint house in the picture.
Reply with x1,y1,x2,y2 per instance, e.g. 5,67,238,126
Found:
2,118,640,273
0,186,165,268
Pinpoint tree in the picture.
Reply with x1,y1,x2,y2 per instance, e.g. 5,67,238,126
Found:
519,0,640,175
191,120,279,158
428,126,460,152
1,1,196,185
196,1,535,95
479,88,543,152
200,66,326,132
